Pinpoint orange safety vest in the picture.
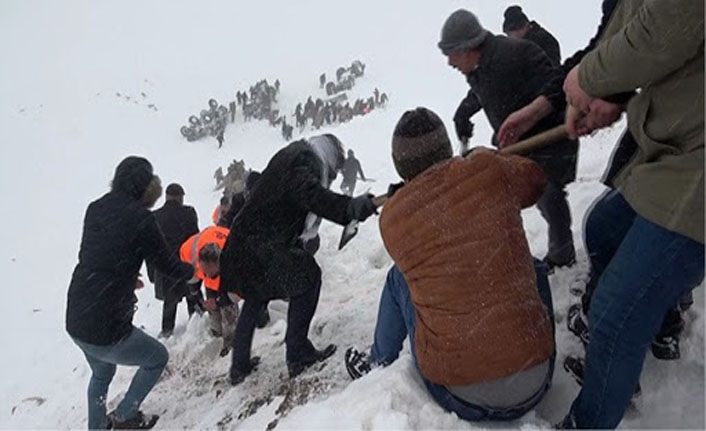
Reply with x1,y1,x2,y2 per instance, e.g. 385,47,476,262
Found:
179,225,229,291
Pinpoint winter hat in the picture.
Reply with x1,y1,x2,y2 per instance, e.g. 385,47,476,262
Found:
111,156,154,199
438,9,489,55
503,6,529,32
392,108,452,181
165,183,185,196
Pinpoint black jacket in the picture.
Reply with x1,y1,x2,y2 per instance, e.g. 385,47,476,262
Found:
148,200,199,300
220,140,353,301
455,35,578,185
66,161,193,345
524,21,561,66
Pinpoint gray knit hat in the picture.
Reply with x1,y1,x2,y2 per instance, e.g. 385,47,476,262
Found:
438,9,489,55
392,108,452,180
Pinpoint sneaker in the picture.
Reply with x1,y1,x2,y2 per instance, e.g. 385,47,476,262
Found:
287,344,337,378
651,335,680,360
230,356,261,386
108,411,159,430
563,355,585,386
567,304,590,347
344,347,372,380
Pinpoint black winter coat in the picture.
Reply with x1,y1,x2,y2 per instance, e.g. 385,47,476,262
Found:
524,21,561,66
148,200,199,300
220,140,353,301
66,192,193,345
455,35,578,185
341,157,365,184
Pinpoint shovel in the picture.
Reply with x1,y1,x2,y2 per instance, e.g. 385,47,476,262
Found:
337,124,569,250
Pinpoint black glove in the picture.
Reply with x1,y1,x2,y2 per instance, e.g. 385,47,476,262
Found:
454,118,474,143
347,194,377,222
387,182,404,199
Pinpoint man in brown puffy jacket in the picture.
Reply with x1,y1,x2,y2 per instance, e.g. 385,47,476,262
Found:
344,108,556,422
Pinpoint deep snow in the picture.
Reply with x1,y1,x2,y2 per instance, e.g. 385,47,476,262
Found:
0,1,703,429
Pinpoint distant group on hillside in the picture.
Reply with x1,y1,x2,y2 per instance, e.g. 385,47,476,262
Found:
178,60,389,147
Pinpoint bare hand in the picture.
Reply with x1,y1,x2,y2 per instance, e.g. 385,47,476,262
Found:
498,106,538,148
563,66,594,113
584,99,623,131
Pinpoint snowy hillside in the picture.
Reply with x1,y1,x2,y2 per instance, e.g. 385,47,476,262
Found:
0,0,703,429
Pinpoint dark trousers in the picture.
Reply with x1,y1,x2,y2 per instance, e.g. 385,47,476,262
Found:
230,283,321,374
161,294,198,333
536,182,575,264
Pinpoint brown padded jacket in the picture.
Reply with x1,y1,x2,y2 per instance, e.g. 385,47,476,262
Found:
379,150,554,386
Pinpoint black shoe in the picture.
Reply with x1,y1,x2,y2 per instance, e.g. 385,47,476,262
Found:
567,304,590,347
651,335,680,360
230,356,261,386
287,344,337,378
544,256,576,273
256,309,271,329
344,347,372,380
108,411,159,430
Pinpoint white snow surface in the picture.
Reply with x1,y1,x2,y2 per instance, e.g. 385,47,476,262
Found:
0,0,703,429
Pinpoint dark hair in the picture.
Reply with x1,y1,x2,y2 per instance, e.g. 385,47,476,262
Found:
198,243,221,263
503,5,529,32
220,196,230,206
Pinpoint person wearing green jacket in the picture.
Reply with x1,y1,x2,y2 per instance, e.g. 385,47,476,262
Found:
559,0,704,428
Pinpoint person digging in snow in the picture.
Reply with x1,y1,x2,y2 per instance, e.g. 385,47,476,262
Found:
344,108,556,422
180,225,239,357
220,134,378,385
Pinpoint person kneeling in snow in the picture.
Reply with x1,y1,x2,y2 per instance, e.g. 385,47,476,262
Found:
180,225,239,357
220,134,378,385
345,108,556,422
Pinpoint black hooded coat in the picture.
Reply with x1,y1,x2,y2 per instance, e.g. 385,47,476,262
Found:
66,157,193,345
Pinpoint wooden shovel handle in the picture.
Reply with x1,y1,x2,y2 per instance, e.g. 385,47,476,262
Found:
369,125,568,209
499,124,568,155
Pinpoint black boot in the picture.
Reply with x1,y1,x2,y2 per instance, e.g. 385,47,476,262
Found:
287,344,337,378
230,356,261,386
256,308,271,329
108,411,159,430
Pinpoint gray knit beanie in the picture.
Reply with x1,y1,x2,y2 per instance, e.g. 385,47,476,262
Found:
438,9,489,55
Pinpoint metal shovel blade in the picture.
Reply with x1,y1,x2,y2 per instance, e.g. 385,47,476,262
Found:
338,221,359,250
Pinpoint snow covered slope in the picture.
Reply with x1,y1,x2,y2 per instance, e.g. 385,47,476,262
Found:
0,0,702,429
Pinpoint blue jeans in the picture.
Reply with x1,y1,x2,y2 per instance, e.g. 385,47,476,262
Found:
72,327,169,429
370,261,554,421
566,190,704,428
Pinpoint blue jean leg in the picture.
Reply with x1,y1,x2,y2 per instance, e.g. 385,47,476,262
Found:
82,352,117,429
73,327,169,428
369,262,554,421
582,190,637,312
569,215,704,428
